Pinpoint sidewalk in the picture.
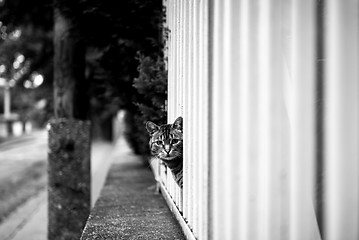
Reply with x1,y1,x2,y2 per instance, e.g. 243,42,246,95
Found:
81,137,185,239
0,137,116,240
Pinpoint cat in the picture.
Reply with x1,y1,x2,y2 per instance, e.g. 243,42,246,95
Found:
146,116,183,189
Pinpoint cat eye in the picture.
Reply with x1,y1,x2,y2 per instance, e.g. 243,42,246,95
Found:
171,139,179,144
155,140,163,145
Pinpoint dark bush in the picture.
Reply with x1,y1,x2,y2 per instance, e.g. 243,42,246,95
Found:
125,53,167,156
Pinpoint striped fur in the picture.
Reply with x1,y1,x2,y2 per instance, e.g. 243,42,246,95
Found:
146,117,183,188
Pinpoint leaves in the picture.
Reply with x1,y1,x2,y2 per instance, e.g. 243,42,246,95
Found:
133,53,167,121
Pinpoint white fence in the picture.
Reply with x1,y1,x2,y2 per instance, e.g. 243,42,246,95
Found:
151,0,359,239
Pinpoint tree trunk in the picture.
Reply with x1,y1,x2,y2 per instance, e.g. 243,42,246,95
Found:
49,6,91,240
53,8,88,120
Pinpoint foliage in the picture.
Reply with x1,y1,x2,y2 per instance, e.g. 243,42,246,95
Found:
82,0,164,110
126,53,167,155
133,54,167,123
0,0,53,84
13,86,52,127
75,0,166,146
53,0,165,143
0,0,53,32
0,0,53,127
0,0,167,154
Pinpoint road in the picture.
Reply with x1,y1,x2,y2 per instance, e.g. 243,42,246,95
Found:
0,130,48,240
0,128,117,240
0,130,48,183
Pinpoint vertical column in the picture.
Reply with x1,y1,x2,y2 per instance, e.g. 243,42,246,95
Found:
238,0,252,238
50,5,90,240
182,0,190,221
198,0,210,238
48,119,91,240
4,84,10,118
210,0,240,239
177,0,185,212
241,0,262,239
257,0,286,239
210,0,227,238
290,0,321,239
4,84,12,136
184,0,194,227
325,0,359,239
192,0,200,236
257,0,272,239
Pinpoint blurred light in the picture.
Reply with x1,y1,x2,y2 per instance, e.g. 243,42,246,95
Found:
24,80,32,89
0,64,6,74
11,29,21,39
16,54,25,63
35,99,47,109
13,72,20,80
1,33,7,40
0,77,6,86
13,54,25,69
13,61,20,69
9,79,15,87
33,73,44,87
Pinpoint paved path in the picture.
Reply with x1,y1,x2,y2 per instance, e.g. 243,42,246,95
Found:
81,137,185,239
0,130,116,240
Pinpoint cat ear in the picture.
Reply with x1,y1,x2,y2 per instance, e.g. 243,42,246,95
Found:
172,116,183,132
146,121,159,135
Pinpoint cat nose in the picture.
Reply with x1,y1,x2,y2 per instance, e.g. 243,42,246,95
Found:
164,145,171,153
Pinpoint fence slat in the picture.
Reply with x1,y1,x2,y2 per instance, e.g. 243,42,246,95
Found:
325,1,359,239
163,1,359,240
289,1,322,240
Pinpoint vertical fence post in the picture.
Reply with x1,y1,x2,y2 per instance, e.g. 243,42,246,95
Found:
325,1,359,239
48,119,91,240
164,1,359,240
50,4,90,239
289,1,321,239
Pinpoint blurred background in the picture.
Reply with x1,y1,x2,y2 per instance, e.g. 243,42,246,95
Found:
0,0,167,147
0,0,168,239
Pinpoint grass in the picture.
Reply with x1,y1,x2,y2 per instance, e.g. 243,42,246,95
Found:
0,161,47,223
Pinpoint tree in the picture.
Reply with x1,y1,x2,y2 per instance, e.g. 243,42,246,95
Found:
0,0,53,127
128,53,167,155
53,6,88,119
51,0,164,142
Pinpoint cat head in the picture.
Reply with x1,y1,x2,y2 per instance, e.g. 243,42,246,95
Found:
146,117,183,161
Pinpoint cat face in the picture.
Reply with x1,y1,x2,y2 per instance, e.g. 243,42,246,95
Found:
146,117,183,161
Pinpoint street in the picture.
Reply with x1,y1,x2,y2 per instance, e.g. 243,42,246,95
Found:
0,130,47,183
0,127,118,240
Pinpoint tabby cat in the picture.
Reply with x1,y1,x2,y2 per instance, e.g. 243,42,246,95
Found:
146,117,183,188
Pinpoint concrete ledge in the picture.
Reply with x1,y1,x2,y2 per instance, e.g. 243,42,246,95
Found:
81,155,185,239
158,184,196,240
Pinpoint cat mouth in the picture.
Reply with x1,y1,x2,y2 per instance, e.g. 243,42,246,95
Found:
160,154,176,160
